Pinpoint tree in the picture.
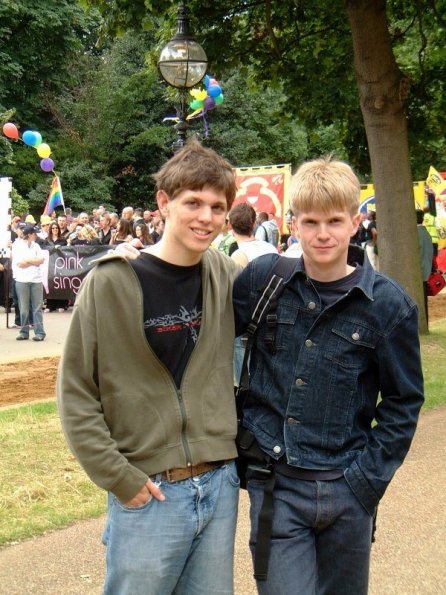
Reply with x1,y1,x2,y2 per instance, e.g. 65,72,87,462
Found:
0,0,101,123
84,0,446,331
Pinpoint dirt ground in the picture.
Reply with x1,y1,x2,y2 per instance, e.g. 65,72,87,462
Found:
0,293,445,409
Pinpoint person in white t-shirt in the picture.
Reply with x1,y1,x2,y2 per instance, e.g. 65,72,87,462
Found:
11,225,46,341
229,203,277,268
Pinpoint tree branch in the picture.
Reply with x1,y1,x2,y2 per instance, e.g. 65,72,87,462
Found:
264,0,282,59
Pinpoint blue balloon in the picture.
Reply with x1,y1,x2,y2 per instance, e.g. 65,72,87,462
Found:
22,130,38,146
208,85,222,98
203,74,211,88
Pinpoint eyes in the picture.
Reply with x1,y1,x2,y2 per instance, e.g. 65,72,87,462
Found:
184,199,226,214
301,217,345,226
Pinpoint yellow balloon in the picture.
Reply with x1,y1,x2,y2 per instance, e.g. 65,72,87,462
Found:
196,89,208,101
37,143,51,158
190,89,200,98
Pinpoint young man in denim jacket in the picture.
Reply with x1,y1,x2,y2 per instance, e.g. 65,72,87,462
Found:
233,156,424,594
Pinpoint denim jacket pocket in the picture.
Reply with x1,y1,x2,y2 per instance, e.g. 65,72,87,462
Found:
321,320,380,449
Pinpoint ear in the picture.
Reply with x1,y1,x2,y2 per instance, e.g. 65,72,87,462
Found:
156,190,170,217
351,212,362,236
292,215,300,239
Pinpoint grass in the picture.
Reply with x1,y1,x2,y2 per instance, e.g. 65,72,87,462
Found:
0,402,105,546
0,321,445,546
420,319,446,410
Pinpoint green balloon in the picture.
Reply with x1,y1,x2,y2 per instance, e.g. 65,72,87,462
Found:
190,99,204,110
214,93,224,105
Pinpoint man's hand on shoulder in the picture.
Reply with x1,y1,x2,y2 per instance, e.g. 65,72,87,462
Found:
114,242,140,260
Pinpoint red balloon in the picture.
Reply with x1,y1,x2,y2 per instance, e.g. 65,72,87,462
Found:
2,122,19,140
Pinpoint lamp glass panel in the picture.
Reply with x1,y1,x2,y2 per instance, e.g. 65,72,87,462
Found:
159,40,207,88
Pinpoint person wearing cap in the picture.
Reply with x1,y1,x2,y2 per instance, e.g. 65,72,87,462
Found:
11,225,46,341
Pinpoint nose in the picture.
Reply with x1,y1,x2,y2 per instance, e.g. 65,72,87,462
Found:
316,224,330,240
197,205,212,222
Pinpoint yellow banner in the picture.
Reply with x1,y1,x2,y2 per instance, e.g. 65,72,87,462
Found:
426,166,446,198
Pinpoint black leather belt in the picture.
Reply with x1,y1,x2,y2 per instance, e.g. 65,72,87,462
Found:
274,461,344,481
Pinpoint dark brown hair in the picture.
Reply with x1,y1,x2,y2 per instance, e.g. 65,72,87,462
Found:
229,203,257,236
153,140,237,209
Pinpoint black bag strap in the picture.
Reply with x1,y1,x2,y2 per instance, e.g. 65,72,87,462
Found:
236,256,297,582
237,257,297,413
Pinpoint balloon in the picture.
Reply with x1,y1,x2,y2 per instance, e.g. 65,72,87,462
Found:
37,143,51,158
40,158,54,172
196,89,208,101
190,99,204,110
203,97,216,111
22,130,39,146
214,93,224,105
208,85,222,98
203,74,211,88
209,78,217,85
33,132,42,147
190,89,200,98
2,122,19,140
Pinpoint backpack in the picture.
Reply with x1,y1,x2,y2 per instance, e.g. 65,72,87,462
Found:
261,220,280,247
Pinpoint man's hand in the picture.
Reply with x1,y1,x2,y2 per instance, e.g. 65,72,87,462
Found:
114,242,140,260
123,478,166,508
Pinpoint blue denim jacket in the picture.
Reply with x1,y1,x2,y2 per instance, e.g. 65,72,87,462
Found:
233,253,424,515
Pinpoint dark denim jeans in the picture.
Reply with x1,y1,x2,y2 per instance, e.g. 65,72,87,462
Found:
248,472,373,595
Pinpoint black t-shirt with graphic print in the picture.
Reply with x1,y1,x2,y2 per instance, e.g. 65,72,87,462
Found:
129,252,202,388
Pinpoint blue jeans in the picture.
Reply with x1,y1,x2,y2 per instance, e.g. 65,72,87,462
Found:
15,281,44,338
248,473,373,595
102,462,240,595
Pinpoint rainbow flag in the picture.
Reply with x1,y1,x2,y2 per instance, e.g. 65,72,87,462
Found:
44,175,65,215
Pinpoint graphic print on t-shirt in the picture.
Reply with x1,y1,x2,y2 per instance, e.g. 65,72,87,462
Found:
144,305,201,343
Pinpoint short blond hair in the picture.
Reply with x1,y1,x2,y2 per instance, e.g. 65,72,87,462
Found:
290,156,360,216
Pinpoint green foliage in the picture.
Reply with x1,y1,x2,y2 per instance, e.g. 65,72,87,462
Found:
30,160,115,215
203,69,308,167
11,187,29,218
0,0,102,122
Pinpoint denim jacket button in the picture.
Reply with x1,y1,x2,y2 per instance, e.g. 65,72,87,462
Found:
273,445,282,454
352,332,360,341
308,301,316,310
295,378,304,386
305,339,313,347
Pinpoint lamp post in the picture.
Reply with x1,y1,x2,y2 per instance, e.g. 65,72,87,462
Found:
158,2,208,151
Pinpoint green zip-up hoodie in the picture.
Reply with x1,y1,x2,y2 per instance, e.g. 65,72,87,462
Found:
57,249,241,503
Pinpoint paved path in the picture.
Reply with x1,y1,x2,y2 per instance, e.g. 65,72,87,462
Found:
0,309,445,594
0,407,444,594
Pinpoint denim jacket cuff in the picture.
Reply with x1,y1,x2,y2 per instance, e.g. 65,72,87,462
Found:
344,460,380,516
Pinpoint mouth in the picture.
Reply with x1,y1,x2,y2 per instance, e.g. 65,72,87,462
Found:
191,228,213,238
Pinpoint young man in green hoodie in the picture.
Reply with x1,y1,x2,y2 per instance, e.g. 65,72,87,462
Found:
57,141,241,594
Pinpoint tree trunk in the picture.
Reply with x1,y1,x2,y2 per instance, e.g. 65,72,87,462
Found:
345,0,428,333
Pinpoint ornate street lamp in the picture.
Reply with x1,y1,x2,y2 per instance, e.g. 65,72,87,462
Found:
158,2,208,151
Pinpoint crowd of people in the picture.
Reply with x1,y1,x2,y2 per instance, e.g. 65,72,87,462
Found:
0,206,168,340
